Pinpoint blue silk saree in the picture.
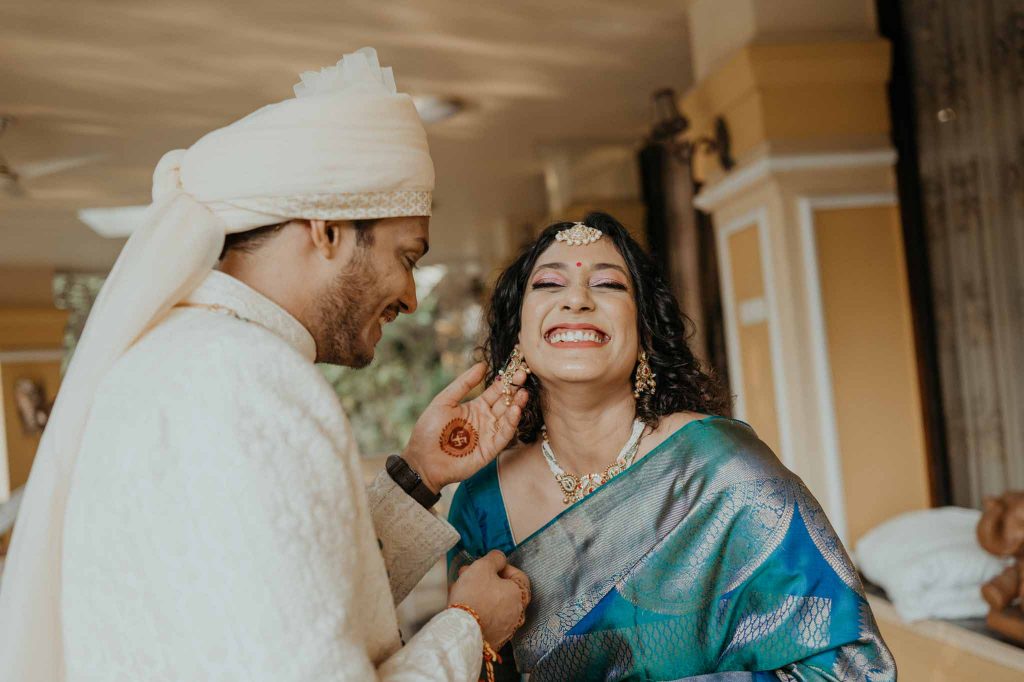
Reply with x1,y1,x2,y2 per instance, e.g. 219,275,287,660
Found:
448,416,896,681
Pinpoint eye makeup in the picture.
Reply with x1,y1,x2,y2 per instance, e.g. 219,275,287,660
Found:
590,277,628,290
530,258,631,289
588,265,629,289
531,272,567,289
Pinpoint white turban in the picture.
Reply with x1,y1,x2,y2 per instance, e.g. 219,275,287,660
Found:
0,47,433,681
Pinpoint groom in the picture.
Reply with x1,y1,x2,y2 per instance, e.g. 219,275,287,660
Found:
0,49,529,681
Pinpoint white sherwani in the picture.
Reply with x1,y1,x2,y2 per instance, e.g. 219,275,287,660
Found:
61,271,481,681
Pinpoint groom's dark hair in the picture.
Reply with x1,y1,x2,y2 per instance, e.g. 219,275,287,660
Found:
481,211,730,444
219,219,377,260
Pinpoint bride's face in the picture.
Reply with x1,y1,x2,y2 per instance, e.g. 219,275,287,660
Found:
518,238,638,388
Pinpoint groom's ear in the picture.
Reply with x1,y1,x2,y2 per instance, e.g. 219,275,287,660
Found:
309,219,351,260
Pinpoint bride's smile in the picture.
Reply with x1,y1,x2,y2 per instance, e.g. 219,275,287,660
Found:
543,324,609,346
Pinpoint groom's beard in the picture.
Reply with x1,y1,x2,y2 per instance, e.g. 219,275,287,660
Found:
313,250,382,368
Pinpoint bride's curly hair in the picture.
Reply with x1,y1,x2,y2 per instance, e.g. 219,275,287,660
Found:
482,211,730,444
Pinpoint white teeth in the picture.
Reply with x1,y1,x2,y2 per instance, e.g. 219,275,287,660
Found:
546,329,607,344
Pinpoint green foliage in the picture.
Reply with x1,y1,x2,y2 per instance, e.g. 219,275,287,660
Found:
53,272,106,373
319,271,482,457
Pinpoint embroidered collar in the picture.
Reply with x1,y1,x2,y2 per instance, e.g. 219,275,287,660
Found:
184,270,317,363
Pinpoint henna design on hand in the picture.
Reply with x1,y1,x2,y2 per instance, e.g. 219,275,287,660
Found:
440,418,478,458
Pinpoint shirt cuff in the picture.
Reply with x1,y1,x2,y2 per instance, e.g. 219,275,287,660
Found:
367,470,460,605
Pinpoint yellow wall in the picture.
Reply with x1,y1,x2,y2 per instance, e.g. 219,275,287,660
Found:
683,41,892,180
0,361,62,492
814,205,930,542
729,226,764,301
687,0,878,81
0,309,68,352
727,225,781,454
0,307,68,501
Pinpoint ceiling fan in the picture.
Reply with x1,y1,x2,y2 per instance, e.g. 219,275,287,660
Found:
0,115,105,198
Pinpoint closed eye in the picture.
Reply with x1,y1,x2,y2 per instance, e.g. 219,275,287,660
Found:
593,281,628,290
531,282,563,290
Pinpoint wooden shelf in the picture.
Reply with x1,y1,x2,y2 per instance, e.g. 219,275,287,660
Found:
0,308,69,351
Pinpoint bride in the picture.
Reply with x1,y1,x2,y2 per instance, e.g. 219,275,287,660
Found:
448,213,895,681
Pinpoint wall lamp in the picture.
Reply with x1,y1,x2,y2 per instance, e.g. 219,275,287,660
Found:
649,88,735,172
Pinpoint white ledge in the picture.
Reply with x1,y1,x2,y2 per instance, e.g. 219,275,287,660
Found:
0,349,65,363
867,593,1024,673
693,149,898,212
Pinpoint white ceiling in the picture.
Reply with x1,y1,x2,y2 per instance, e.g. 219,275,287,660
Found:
0,0,693,270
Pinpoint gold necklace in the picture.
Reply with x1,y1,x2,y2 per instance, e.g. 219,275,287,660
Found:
540,419,646,504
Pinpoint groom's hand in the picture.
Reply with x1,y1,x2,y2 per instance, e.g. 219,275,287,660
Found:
403,362,529,493
449,550,531,648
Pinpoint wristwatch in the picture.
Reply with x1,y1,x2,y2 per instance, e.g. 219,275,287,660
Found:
385,454,442,509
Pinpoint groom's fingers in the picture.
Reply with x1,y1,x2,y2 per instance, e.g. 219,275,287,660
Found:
508,387,529,415
497,388,528,426
490,404,522,445
479,368,527,409
435,362,487,406
478,376,504,410
500,565,531,605
484,389,527,446
484,377,528,421
479,549,508,573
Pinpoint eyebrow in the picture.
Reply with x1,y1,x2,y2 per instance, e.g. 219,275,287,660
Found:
411,237,429,257
534,261,628,275
592,262,628,275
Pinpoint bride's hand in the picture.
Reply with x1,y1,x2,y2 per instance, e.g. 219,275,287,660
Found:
402,362,529,493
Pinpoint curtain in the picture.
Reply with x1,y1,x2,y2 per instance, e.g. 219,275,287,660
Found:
638,144,730,393
902,0,1024,507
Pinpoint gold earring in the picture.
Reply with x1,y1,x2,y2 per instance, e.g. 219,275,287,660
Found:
633,350,656,399
500,345,531,406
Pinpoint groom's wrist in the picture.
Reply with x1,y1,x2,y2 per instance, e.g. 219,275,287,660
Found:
386,454,442,508
400,449,443,495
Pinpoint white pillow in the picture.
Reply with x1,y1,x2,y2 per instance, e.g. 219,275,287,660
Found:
890,584,992,622
854,506,1010,621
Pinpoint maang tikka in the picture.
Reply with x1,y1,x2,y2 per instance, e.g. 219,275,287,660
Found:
500,345,531,406
555,222,602,246
633,350,656,399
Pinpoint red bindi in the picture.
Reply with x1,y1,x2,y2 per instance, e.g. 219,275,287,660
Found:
576,262,582,267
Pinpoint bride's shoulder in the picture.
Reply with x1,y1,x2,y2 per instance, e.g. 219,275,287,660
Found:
649,410,710,442
655,412,793,480
658,410,711,432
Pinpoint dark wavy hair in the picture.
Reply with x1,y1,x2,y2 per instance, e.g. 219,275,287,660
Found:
482,211,730,443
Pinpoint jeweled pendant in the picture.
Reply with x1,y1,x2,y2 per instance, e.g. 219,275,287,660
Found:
557,473,579,493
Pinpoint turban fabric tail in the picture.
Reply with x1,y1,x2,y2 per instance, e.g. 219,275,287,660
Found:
0,157,228,680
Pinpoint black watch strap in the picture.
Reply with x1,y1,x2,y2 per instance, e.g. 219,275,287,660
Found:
386,454,442,509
